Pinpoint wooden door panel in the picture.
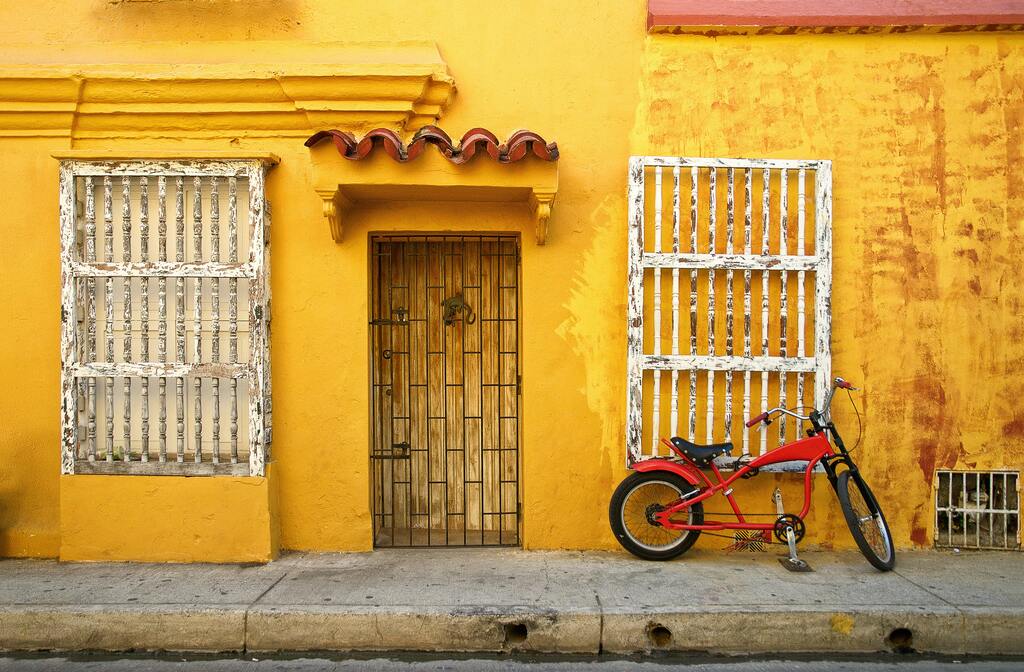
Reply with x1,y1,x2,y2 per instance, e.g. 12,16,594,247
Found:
371,235,520,547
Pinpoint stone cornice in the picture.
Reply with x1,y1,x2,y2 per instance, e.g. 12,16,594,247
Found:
0,41,455,139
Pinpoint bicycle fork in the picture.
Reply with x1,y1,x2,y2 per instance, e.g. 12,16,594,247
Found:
774,488,813,573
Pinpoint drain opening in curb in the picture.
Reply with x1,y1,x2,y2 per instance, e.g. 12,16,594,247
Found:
887,627,915,653
504,622,528,645
647,623,672,647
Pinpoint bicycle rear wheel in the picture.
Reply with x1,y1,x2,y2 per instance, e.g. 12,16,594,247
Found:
609,471,703,561
836,470,895,571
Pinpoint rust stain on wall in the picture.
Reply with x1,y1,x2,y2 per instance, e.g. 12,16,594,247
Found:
1002,417,1024,438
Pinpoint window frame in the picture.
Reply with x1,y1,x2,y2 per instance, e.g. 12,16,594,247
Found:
58,157,273,477
625,156,833,467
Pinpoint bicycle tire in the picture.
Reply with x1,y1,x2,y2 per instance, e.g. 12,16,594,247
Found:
836,470,896,571
609,471,703,561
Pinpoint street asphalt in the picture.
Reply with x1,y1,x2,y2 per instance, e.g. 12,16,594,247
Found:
2,654,1024,671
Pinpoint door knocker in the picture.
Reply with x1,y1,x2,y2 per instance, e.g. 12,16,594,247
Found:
442,293,476,326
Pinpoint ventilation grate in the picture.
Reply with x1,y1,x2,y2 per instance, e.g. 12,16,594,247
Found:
935,470,1019,549
727,530,769,552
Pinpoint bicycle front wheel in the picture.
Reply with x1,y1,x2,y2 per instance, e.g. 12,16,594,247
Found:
836,470,895,571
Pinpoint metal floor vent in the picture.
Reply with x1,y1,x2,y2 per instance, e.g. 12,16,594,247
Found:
935,470,1019,550
728,530,768,552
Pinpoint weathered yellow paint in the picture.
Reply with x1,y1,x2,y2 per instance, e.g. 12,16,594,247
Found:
60,470,277,563
633,33,1024,549
0,1,1020,561
831,613,855,636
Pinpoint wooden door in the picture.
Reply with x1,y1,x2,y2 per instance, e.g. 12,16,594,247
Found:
370,234,520,546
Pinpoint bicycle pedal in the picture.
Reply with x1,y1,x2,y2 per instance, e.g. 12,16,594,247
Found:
779,557,814,573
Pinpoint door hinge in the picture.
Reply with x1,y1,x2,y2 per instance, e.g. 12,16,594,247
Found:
369,307,409,326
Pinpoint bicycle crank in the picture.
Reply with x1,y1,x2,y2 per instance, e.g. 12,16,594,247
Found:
772,488,813,573
772,514,806,544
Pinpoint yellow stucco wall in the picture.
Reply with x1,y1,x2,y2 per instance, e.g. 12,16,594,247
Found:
0,2,1020,560
60,470,277,562
0,138,64,557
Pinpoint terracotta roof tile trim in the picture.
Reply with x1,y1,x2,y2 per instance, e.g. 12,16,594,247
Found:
305,126,559,164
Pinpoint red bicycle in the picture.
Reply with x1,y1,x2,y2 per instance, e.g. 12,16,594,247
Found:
610,377,895,571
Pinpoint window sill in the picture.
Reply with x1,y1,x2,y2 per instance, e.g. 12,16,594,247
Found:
52,150,281,164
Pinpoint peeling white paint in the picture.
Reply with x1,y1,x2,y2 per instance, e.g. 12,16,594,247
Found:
626,157,833,465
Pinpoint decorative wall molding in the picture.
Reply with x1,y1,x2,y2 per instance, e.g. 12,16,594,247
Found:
648,0,1024,34
0,42,455,139
308,134,558,245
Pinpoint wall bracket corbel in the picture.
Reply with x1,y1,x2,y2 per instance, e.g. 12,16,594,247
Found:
529,189,556,246
316,188,353,243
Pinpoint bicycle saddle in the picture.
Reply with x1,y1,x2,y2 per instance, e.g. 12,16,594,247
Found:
669,436,733,465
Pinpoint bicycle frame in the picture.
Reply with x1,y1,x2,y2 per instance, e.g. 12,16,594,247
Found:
647,409,860,533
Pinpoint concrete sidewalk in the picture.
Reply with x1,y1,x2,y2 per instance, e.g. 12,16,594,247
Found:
0,549,1021,656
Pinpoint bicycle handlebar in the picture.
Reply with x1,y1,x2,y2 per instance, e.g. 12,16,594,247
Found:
745,377,858,426
834,377,860,391
745,412,767,428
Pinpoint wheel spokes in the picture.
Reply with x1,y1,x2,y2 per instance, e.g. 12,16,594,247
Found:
849,480,891,561
621,481,692,551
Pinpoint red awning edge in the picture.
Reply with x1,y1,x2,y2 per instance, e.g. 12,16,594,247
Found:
648,0,1024,33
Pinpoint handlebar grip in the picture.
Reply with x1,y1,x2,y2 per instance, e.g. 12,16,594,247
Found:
837,380,854,390
745,412,768,428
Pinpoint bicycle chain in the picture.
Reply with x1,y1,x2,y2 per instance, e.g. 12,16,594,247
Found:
698,529,793,547
666,511,804,547
697,511,784,518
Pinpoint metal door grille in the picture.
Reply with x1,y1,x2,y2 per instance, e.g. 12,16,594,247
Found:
370,234,520,547
935,470,1020,549
626,156,832,465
